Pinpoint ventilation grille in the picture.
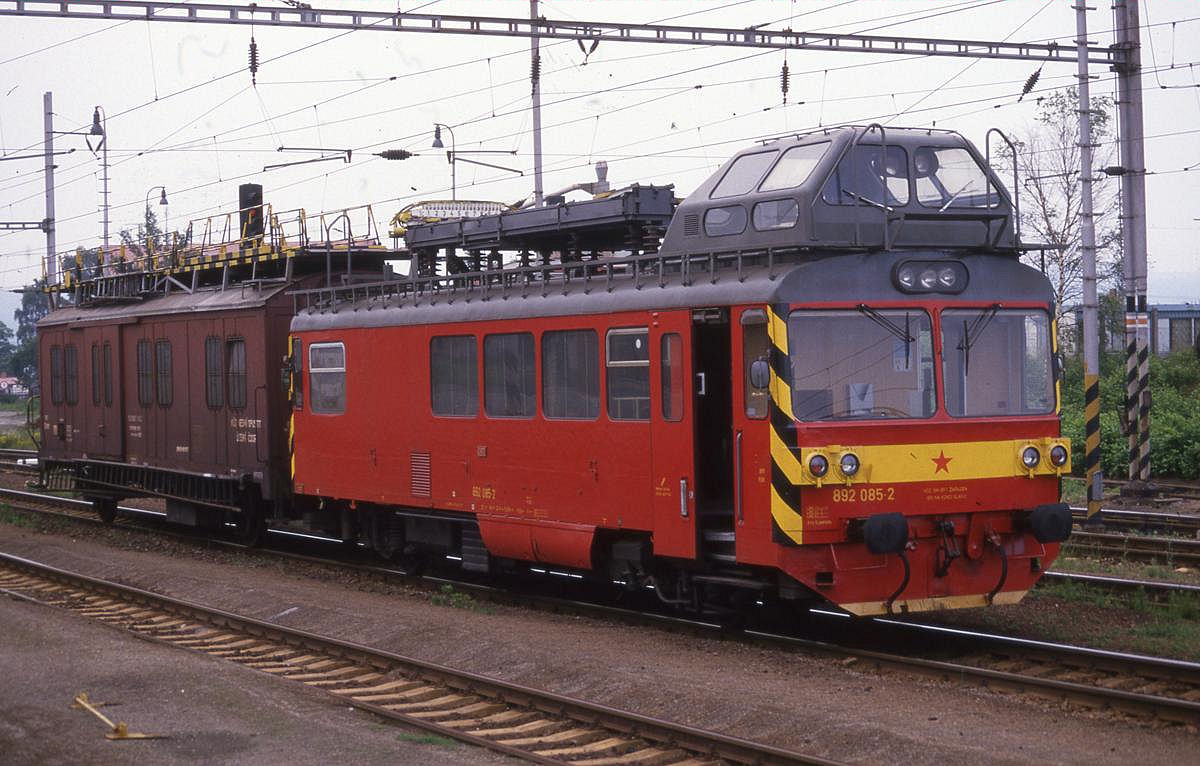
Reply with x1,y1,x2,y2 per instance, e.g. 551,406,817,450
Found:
682,214,700,236
410,451,432,497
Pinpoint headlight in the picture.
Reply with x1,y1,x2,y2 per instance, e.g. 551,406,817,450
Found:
809,454,829,478
1021,446,1041,469
893,260,968,294
1049,445,1069,466
839,453,860,477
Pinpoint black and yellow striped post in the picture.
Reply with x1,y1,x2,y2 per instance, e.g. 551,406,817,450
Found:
1084,373,1102,518
766,303,804,545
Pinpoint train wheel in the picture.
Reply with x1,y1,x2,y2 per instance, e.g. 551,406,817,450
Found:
89,497,117,525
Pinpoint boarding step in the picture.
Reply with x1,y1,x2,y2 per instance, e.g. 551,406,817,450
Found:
460,523,491,573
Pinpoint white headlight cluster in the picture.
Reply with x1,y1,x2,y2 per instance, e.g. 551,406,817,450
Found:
894,260,967,294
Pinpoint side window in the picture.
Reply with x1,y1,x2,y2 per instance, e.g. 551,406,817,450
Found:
542,330,599,420
64,345,78,405
155,340,172,407
102,343,113,407
136,339,153,406
606,328,650,421
703,205,747,237
308,342,346,415
742,310,769,419
484,332,536,418
710,151,778,198
91,343,101,406
660,333,683,422
431,335,478,417
227,338,247,410
821,145,910,207
49,345,63,405
752,199,799,231
205,336,224,409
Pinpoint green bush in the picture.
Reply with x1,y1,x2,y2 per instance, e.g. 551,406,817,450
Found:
1060,350,1200,480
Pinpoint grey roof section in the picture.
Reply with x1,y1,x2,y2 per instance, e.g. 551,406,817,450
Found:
290,250,1050,333
39,281,293,328
290,265,789,331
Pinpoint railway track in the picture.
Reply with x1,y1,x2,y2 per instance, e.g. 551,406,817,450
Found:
0,551,830,766
4,487,1200,726
1066,530,1200,566
1071,506,1200,538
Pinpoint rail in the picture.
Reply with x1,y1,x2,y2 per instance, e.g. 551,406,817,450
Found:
0,550,834,765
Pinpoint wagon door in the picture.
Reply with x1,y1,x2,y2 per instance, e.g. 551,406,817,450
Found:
647,312,697,560
83,325,123,459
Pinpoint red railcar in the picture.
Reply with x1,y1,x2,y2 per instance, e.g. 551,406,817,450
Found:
288,127,1072,615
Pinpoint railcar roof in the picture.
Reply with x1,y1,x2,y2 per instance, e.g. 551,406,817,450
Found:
38,281,292,328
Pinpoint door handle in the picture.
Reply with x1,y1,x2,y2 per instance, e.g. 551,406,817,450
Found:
696,372,706,396
679,478,689,518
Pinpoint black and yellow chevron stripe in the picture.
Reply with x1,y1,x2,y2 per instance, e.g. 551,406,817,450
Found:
766,303,804,545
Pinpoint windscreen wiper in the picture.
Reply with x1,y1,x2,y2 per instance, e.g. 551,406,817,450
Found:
957,303,1002,376
857,304,914,368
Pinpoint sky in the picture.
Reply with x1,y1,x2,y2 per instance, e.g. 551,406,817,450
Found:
0,0,1197,317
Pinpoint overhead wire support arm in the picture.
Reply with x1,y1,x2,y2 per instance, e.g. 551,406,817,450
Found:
0,1,1122,65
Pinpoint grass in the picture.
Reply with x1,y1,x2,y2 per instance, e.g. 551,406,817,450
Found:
1053,553,1200,585
0,505,35,528
1033,578,1200,659
0,398,31,413
0,430,36,449
395,731,458,747
1060,477,1087,505
430,584,491,613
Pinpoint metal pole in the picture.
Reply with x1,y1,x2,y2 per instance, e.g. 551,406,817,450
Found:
43,91,56,284
530,0,544,207
1075,4,1102,520
1113,0,1151,484
102,114,110,254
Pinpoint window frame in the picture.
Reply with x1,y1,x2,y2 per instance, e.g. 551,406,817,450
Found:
541,329,600,421
751,198,800,231
758,141,830,192
703,205,748,237
136,339,153,407
308,341,347,415
605,327,651,422
49,345,63,405
939,307,1055,418
709,150,779,199
430,335,479,418
227,337,247,410
154,339,173,408
64,344,78,405
102,342,113,407
484,332,537,419
205,335,224,409
91,343,102,406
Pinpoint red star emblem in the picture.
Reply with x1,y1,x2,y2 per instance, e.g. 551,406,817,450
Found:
931,450,953,474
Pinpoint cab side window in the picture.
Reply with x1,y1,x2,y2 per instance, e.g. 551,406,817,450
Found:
308,342,346,415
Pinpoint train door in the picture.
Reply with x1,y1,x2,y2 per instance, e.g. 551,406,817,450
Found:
648,313,697,560
82,325,123,459
691,308,735,563
732,307,773,563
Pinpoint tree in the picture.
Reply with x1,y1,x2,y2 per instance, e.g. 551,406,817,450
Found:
0,322,14,376
11,279,50,388
1005,88,1123,326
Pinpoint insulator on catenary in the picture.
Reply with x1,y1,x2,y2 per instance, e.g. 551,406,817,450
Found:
249,37,260,85
376,150,413,161
531,54,541,85
780,62,790,102
1018,66,1041,102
